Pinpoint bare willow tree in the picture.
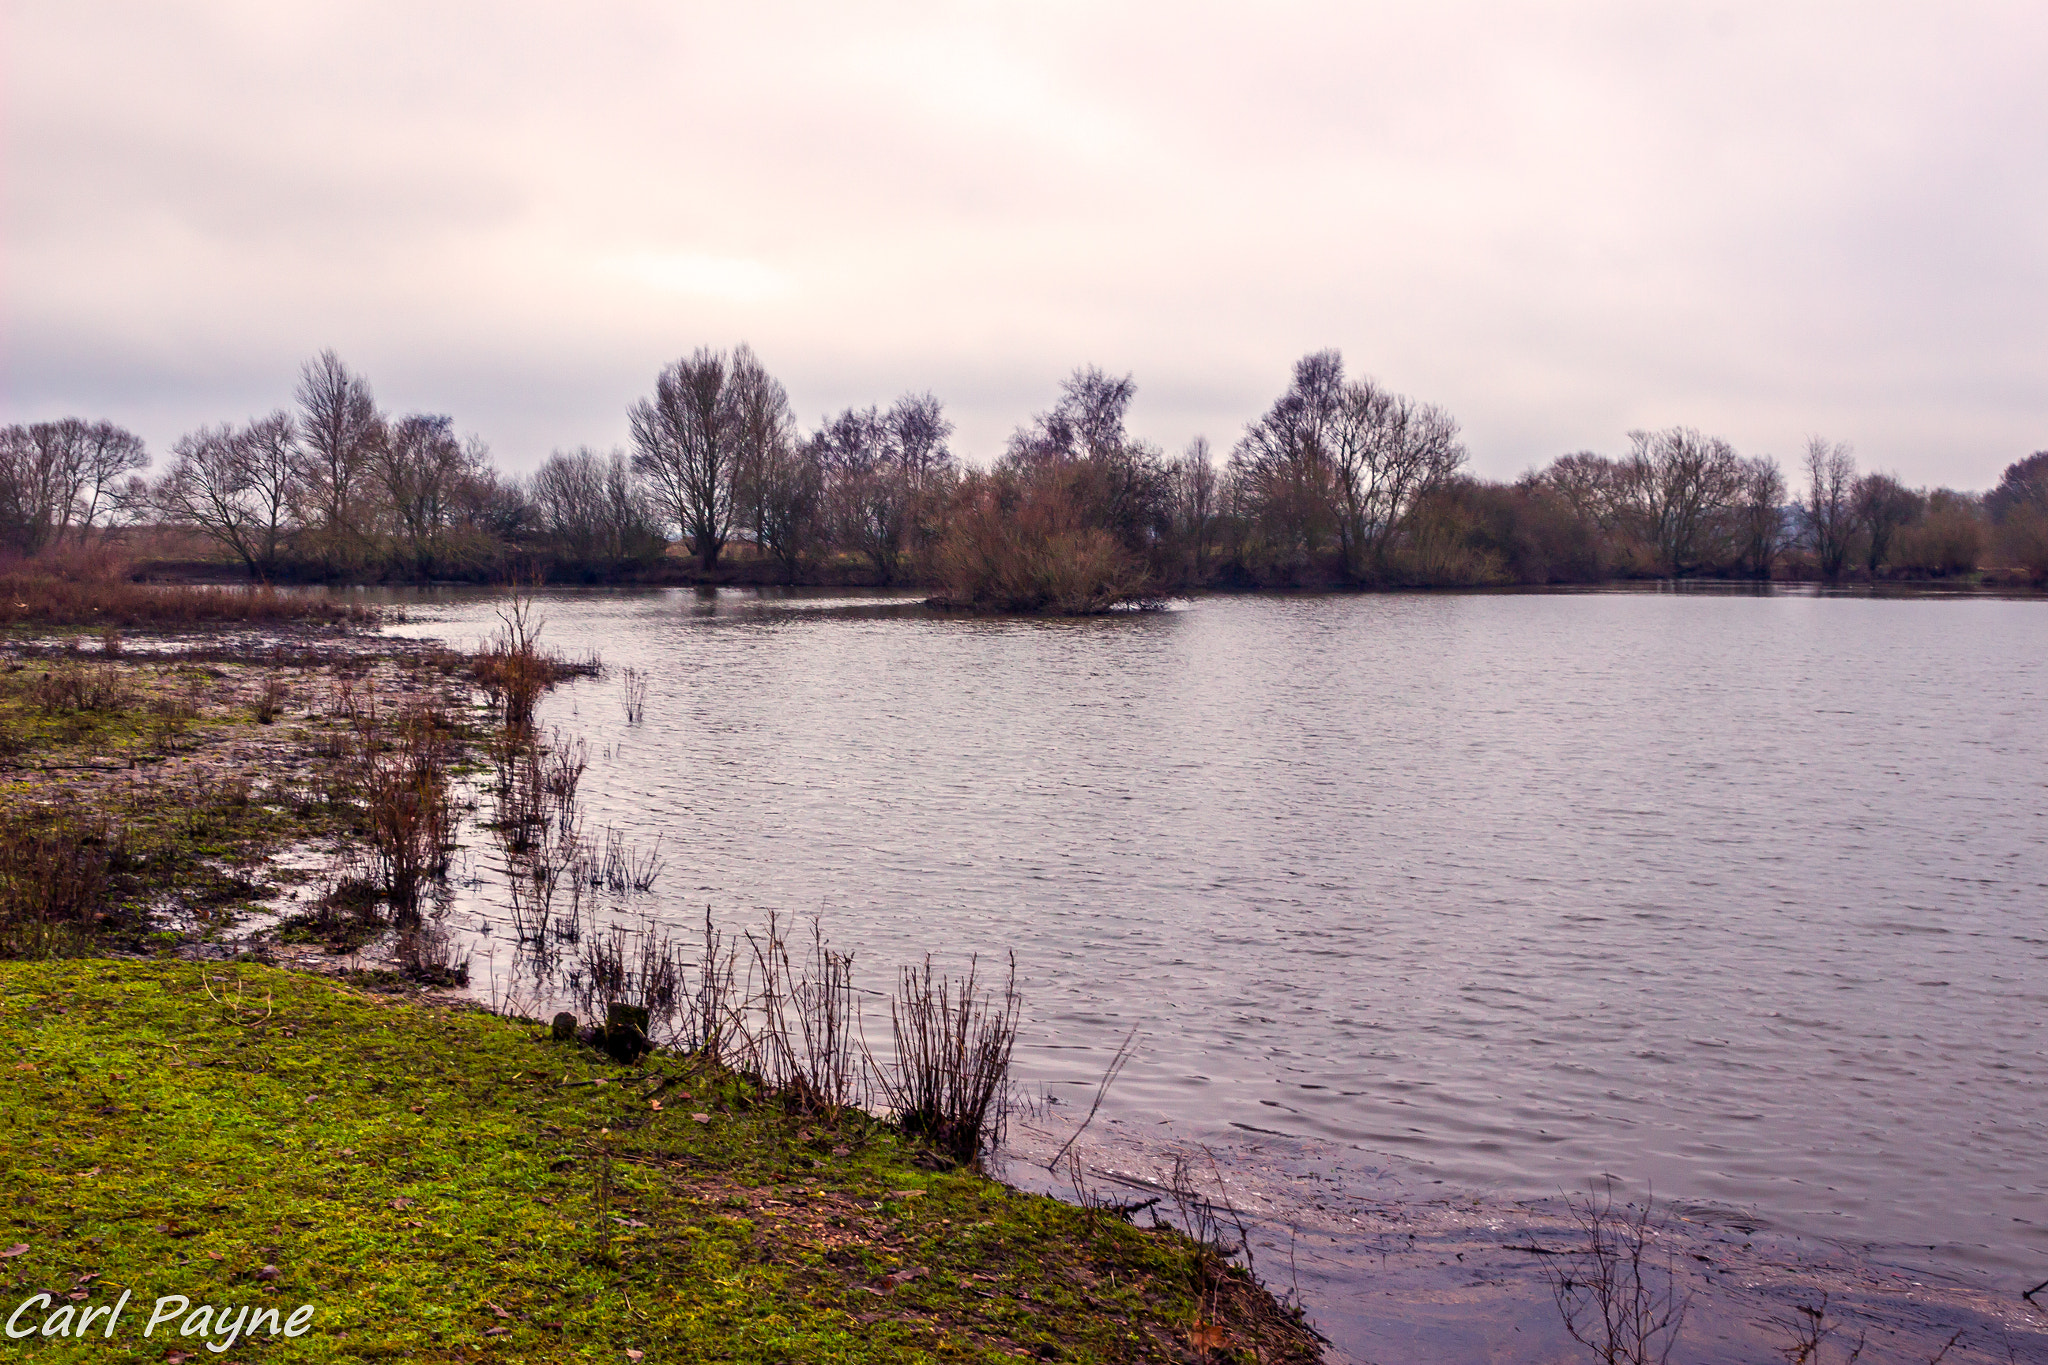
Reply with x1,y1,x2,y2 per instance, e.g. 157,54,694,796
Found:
815,407,904,582
1852,471,1920,576
530,447,663,567
1004,365,1167,551
1229,350,1464,579
0,419,150,553
1329,378,1467,577
728,349,807,575
377,414,483,577
1801,438,1858,579
742,438,824,582
1615,427,1745,577
886,390,957,560
1734,455,1787,580
630,347,748,570
1168,436,1220,578
814,392,957,583
153,414,300,578
294,351,383,559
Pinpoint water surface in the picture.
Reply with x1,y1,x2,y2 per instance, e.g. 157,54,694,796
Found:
388,586,2048,1298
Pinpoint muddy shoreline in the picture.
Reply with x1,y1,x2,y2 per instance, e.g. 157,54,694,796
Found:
1001,1109,2048,1363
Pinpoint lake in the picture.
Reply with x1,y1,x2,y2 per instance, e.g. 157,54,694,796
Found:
385,584,2047,1317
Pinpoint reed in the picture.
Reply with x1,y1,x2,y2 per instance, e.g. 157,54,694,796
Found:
0,804,118,959
866,952,1020,1164
0,570,377,628
745,912,862,1119
336,685,456,915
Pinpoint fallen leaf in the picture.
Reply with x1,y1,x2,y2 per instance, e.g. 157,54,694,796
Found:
611,1216,649,1228
255,1265,280,1280
390,1197,415,1210
1,1244,28,1258
485,1326,509,1337
78,1167,100,1178
888,1189,925,1200
64,1290,88,1301
205,1251,223,1261
877,1265,929,1291
626,1350,644,1362
691,1112,710,1124
409,1104,425,1113
831,1146,850,1157
337,1148,356,1157
485,1301,511,1319
167,1354,191,1364
648,1099,662,1111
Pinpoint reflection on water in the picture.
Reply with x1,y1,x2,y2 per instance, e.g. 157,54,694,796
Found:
382,585,2047,1302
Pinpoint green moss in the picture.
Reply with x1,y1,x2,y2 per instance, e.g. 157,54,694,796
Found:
0,962,1316,1362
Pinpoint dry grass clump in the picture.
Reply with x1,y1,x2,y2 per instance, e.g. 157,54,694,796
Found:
25,659,134,713
335,685,457,915
0,804,121,958
0,568,377,628
471,589,597,729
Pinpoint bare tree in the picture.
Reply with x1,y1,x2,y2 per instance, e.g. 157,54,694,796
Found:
816,407,905,582
1328,376,1467,577
531,447,660,567
1735,455,1788,580
1169,436,1219,578
885,391,957,563
744,438,824,582
0,419,153,546
294,351,383,557
1230,352,1464,579
1852,472,1921,576
376,414,480,577
153,415,299,578
630,347,747,570
1005,366,1168,550
1613,427,1745,577
0,420,146,552
728,347,802,571
1801,438,1859,579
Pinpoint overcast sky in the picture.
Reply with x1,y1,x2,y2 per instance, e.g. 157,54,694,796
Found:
6,1,2044,487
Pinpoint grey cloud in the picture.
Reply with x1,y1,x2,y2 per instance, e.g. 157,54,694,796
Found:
4,1,2042,486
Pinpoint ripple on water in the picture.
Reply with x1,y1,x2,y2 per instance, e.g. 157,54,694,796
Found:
378,585,2048,1297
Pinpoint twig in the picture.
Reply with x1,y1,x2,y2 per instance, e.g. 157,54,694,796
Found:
1042,1026,1137,1172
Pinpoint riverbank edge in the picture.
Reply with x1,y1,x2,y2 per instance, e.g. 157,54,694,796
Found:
0,959,1324,1362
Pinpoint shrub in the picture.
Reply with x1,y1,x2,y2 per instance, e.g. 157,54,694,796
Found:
933,470,1153,613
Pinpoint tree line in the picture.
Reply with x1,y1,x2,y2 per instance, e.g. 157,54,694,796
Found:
3,345,2044,608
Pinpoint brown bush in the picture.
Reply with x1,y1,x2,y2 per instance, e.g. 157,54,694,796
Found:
1997,506,2048,583
932,469,1153,613
1889,491,1984,577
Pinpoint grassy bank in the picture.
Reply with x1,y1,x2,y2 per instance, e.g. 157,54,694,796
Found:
0,961,1318,1362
